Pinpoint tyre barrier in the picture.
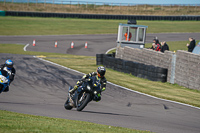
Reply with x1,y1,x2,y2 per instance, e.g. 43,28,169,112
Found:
6,11,200,21
96,54,104,65
96,54,168,82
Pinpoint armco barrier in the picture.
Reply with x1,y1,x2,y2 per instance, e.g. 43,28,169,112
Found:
5,11,200,21
96,54,168,82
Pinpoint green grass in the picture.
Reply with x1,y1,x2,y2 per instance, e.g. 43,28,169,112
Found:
0,110,150,133
0,17,200,35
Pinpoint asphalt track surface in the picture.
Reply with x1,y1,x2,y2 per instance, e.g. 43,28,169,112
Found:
0,32,200,56
0,33,200,133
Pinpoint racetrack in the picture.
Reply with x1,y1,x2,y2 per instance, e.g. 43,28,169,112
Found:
0,33,200,133
1,32,200,56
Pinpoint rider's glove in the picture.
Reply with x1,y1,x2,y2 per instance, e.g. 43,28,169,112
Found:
101,87,106,91
81,74,88,80
77,80,83,86
92,72,97,76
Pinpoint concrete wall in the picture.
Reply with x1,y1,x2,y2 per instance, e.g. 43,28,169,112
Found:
175,50,200,90
116,46,200,90
116,46,175,83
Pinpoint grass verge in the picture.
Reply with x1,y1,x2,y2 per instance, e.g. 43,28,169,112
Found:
0,17,200,35
0,110,150,133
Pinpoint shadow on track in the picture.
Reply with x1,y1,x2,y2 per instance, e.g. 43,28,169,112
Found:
81,110,137,117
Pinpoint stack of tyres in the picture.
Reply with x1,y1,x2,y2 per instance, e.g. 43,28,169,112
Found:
96,54,104,65
131,62,139,77
115,58,123,72
103,56,109,68
112,52,116,58
106,56,114,68
126,62,135,76
106,54,113,57
147,65,167,82
102,54,107,66
137,63,145,78
154,67,168,82
122,60,131,73
96,54,168,82
102,55,107,67
143,65,149,79
112,58,117,70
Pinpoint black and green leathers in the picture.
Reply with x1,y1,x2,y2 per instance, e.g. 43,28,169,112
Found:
69,72,107,94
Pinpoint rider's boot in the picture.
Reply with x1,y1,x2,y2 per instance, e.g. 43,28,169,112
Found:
95,93,101,102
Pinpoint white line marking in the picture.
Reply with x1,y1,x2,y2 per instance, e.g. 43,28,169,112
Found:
34,56,200,110
23,44,29,51
105,47,116,54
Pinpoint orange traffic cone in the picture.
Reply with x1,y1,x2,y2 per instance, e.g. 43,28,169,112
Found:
33,40,36,46
85,42,88,48
71,41,74,48
55,41,58,48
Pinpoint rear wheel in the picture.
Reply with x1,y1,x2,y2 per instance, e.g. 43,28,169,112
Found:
76,93,91,111
64,98,73,110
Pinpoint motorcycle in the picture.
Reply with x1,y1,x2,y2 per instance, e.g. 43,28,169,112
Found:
0,70,10,94
64,76,102,111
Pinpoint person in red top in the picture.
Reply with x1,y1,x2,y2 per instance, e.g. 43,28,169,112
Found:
124,30,132,41
155,44,161,51
151,43,161,51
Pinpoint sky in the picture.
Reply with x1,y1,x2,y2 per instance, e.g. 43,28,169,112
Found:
69,0,200,5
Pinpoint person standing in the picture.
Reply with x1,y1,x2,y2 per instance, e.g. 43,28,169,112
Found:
187,37,196,52
161,41,169,53
124,30,132,41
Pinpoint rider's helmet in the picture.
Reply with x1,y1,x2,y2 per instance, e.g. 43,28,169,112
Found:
5,59,13,70
97,66,106,78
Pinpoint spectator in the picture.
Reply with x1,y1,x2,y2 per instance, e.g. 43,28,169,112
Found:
153,38,161,46
187,37,196,52
124,29,132,41
150,43,161,51
161,41,169,53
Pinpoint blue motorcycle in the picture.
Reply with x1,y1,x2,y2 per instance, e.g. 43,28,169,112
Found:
0,70,10,94
64,76,102,111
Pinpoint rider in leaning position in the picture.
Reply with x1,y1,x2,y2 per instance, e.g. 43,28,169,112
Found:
69,66,107,101
0,59,16,92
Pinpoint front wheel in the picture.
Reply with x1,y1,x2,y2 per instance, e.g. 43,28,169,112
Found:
76,93,91,111
64,98,73,110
